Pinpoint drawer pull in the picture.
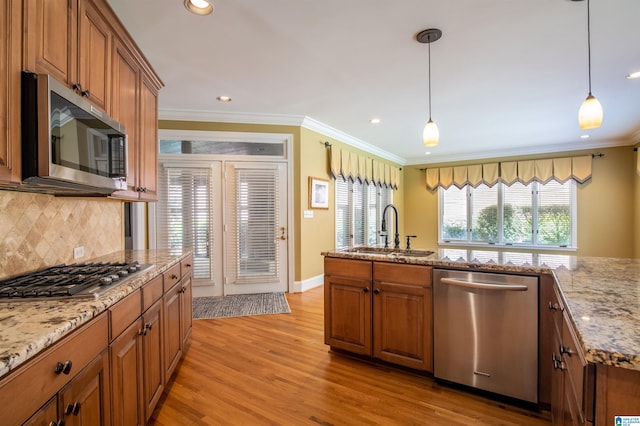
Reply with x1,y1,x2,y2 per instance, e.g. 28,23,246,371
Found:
373,288,381,295
171,274,178,280
363,287,370,293
185,263,192,268
548,301,560,311
552,354,566,370
559,345,575,356
65,402,81,416
55,360,73,375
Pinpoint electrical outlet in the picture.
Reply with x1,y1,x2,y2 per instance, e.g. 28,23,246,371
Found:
73,246,85,259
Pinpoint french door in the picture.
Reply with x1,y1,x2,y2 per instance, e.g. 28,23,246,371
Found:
224,162,288,295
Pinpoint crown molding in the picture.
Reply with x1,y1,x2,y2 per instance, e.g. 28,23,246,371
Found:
404,138,632,166
300,117,406,165
158,109,406,165
159,108,306,126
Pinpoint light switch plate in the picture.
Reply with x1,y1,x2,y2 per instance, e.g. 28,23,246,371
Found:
303,210,314,219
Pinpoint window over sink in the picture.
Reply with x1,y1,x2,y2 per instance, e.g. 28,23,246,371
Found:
439,180,576,249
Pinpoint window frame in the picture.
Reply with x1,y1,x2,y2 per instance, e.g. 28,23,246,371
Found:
438,180,577,251
335,176,394,250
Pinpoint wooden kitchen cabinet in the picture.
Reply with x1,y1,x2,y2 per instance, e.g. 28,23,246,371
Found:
110,40,161,201
23,0,110,110
109,276,166,425
0,313,109,425
58,349,111,426
163,258,193,381
77,0,112,111
141,299,164,421
0,0,22,184
324,258,433,372
324,257,373,356
546,280,594,426
372,263,432,372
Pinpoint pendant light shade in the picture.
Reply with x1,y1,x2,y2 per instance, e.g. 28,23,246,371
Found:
578,93,603,129
578,0,603,129
423,119,440,147
417,29,442,147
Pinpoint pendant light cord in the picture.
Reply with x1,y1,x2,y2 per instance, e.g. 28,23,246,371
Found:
428,41,432,120
587,0,592,95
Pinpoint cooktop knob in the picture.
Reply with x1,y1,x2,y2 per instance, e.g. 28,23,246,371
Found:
118,270,129,277
99,277,113,286
110,274,120,281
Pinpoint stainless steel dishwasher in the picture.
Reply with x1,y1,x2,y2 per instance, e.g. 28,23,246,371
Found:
433,269,538,403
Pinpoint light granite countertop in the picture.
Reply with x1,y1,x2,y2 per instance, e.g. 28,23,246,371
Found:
0,250,188,378
324,247,640,372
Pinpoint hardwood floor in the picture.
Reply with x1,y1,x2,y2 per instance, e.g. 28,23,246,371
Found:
149,286,550,425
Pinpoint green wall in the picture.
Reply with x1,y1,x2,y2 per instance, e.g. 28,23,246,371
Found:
403,145,637,258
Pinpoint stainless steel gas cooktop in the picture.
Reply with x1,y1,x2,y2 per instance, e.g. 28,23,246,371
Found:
0,261,153,299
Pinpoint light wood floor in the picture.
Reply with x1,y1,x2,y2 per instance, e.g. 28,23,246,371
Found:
149,286,550,425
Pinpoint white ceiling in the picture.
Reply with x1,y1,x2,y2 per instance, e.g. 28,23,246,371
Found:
107,0,640,165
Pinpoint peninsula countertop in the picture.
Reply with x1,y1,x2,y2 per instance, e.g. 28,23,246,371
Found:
323,247,640,372
0,249,189,378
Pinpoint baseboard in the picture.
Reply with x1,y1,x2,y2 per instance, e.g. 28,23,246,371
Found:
292,274,323,293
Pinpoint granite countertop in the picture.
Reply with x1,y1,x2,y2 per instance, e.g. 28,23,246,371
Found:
0,249,188,378
323,247,640,372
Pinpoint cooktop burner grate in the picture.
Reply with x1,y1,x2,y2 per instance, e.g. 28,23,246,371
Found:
0,261,151,299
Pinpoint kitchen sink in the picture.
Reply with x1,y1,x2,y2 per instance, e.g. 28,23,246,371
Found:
344,247,434,258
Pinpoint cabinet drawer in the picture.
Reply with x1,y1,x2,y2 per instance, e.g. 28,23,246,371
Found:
142,275,163,312
0,313,108,425
561,311,589,422
325,257,371,280
163,263,182,292
373,263,432,287
181,255,193,278
110,289,142,340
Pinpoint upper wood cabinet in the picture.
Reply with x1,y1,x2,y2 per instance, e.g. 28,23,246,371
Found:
18,0,163,197
78,0,111,111
0,0,22,184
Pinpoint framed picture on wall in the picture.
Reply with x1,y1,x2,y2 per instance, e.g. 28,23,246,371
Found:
309,177,329,209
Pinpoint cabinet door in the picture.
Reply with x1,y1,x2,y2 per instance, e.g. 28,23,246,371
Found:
163,282,183,380
59,350,110,426
78,0,111,111
23,0,77,86
22,396,59,426
373,282,432,371
142,299,164,421
138,74,159,201
324,274,372,356
110,37,140,199
180,276,193,348
0,0,21,183
110,318,143,426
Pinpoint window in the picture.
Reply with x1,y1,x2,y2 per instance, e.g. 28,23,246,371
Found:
440,180,576,248
335,176,393,250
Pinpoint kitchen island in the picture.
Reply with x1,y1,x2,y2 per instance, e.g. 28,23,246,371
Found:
323,247,640,424
0,249,192,425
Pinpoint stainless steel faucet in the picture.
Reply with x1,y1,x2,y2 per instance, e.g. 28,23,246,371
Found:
381,204,400,249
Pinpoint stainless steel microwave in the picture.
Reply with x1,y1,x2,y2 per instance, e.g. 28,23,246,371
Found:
21,72,128,195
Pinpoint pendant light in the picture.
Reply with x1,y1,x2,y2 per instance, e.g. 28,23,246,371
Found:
578,0,603,130
417,29,442,147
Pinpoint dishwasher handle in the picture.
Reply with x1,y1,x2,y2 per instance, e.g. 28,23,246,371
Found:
440,277,528,291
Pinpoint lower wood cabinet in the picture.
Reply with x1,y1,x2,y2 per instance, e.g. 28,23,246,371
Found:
324,257,433,372
163,266,192,381
0,313,109,426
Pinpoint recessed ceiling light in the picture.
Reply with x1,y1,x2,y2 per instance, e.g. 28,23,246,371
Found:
184,0,214,16
216,96,232,102
580,134,590,139
424,151,431,155
369,118,381,124
626,71,640,79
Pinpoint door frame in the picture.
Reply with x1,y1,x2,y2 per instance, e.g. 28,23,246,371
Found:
148,130,294,297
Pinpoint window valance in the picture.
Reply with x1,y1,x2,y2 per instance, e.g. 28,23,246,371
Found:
425,155,592,191
330,146,400,189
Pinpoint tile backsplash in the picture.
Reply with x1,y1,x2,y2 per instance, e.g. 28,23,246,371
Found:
0,191,123,279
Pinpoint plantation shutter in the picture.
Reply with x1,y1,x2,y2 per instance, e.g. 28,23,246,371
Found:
157,164,213,280
335,177,350,249
226,164,280,285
